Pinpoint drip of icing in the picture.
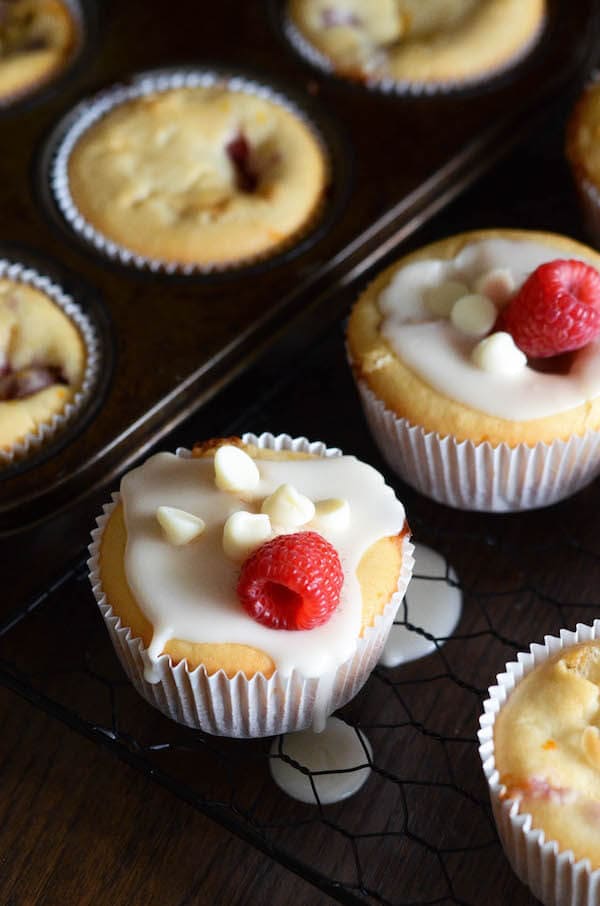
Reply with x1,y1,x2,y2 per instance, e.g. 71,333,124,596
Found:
312,671,336,733
144,626,172,683
269,716,372,804
379,543,461,668
379,238,600,421
121,452,406,683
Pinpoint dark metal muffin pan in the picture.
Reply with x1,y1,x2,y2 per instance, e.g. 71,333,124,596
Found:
1,0,599,533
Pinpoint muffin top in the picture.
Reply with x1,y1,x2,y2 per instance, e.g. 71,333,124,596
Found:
100,439,407,681
66,84,328,267
287,0,545,86
0,277,86,451
0,0,76,102
347,230,600,445
567,82,600,190
495,641,600,869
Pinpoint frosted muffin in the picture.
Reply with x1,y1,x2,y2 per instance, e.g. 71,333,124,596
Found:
0,0,77,103
0,275,86,456
63,82,328,269
90,435,413,737
347,229,600,510
287,0,545,89
566,82,600,247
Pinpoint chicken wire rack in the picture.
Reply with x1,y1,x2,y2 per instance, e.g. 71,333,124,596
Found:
3,325,600,906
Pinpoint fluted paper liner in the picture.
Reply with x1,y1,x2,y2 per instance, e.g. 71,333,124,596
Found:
88,432,414,737
354,379,600,512
50,69,329,275
283,12,545,96
0,259,100,467
478,622,600,906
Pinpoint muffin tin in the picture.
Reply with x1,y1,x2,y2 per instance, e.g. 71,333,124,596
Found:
1,0,598,533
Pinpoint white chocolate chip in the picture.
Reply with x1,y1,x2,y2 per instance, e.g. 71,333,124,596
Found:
313,498,350,532
222,511,272,561
450,293,497,337
474,268,515,308
261,483,315,528
156,506,206,546
423,280,470,317
582,725,600,770
471,331,527,374
214,445,260,494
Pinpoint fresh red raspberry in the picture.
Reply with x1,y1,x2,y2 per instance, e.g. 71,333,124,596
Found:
237,531,343,631
499,259,600,358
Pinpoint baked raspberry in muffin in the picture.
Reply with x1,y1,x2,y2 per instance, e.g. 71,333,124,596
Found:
90,435,413,736
0,0,77,103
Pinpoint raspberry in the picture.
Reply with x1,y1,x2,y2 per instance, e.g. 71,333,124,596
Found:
237,531,343,631
500,259,600,358
226,132,259,194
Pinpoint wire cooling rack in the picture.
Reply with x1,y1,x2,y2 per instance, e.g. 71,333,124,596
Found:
3,326,600,906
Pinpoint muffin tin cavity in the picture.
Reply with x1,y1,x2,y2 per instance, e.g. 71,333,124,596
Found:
46,68,342,275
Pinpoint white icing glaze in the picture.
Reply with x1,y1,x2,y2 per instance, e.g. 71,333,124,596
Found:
120,451,406,683
269,716,372,804
379,543,461,667
379,238,600,421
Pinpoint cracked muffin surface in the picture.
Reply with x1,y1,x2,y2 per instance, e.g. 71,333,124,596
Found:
288,0,545,87
67,85,328,267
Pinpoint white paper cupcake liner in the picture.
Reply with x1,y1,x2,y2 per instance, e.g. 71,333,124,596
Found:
0,259,101,467
49,69,330,275
87,432,414,737
283,12,545,96
354,378,600,512
478,621,600,906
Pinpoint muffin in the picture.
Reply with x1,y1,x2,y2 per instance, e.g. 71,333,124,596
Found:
59,79,328,270
0,272,87,460
347,229,600,510
89,434,413,737
479,624,600,906
0,0,77,103
286,0,545,90
566,81,600,248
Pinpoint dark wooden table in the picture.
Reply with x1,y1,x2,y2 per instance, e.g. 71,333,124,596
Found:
3,93,600,906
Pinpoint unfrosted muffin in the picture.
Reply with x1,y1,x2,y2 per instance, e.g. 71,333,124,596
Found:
347,229,600,510
566,82,600,247
0,0,77,103
0,275,86,455
480,627,600,905
90,435,413,736
64,83,328,269
495,640,600,870
287,0,545,89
